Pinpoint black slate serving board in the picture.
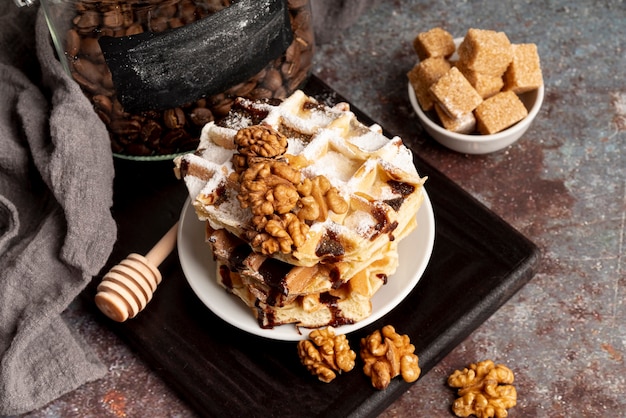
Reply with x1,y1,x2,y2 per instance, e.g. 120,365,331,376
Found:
91,76,540,418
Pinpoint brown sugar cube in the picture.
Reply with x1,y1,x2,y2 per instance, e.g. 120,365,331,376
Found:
407,57,452,111
412,27,456,60
468,73,504,99
429,67,483,119
457,28,513,76
434,104,476,134
504,43,543,94
475,90,528,134
456,61,504,99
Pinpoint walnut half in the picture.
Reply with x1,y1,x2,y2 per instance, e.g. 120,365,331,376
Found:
360,325,421,390
234,124,288,158
297,327,356,383
447,360,517,418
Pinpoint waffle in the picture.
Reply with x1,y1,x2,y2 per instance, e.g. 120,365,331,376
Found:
174,90,426,329
210,226,400,328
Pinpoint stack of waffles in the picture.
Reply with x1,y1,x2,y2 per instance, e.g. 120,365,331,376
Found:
174,90,426,329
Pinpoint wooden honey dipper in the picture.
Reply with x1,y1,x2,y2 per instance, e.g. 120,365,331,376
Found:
95,222,179,322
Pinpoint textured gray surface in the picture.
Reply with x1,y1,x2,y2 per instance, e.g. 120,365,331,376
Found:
18,0,626,416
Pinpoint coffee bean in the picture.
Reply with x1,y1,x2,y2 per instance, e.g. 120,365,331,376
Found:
101,68,115,91
70,68,103,95
189,107,214,126
179,2,199,22
225,79,257,97
66,29,80,58
99,27,116,37
125,143,153,156
169,17,185,29
141,119,163,144
164,108,186,129
111,98,128,118
261,68,283,91
110,138,124,153
119,4,134,27
96,109,112,126
125,23,144,36
103,9,124,28
110,118,142,136
248,87,273,100
151,16,170,32
162,129,189,148
75,10,99,32
79,37,104,63
273,85,287,99
212,99,234,118
93,94,113,115
156,3,178,19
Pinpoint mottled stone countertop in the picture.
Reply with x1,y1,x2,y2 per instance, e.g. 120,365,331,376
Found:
19,0,626,417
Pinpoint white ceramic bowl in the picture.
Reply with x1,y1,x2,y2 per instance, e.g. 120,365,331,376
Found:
408,38,544,154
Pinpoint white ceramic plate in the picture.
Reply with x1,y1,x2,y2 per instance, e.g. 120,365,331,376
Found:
178,190,435,341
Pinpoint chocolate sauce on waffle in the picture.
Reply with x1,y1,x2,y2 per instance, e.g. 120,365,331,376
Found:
329,267,342,289
315,230,345,260
258,258,293,296
377,273,389,285
230,244,253,270
222,97,282,127
319,293,354,327
218,264,233,290
371,207,398,241
384,180,416,211
388,179,416,197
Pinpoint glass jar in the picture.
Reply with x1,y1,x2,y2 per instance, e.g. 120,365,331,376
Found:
26,0,314,159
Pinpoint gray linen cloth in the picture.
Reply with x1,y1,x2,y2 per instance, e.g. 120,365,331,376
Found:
0,4,116,415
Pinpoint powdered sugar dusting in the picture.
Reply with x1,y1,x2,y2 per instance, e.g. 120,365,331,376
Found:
198,136,234,164
265,90,345,135
377,137,418,175
225,113,254,130
206,196,251,228
304,148,360,185
349,129,389,152
287,137,306,155
280,109,331,135
345,210,376,237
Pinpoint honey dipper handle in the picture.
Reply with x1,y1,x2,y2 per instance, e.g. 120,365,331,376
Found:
145,221,179,267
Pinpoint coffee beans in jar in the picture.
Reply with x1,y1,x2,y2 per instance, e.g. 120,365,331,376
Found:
44,0,314,158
